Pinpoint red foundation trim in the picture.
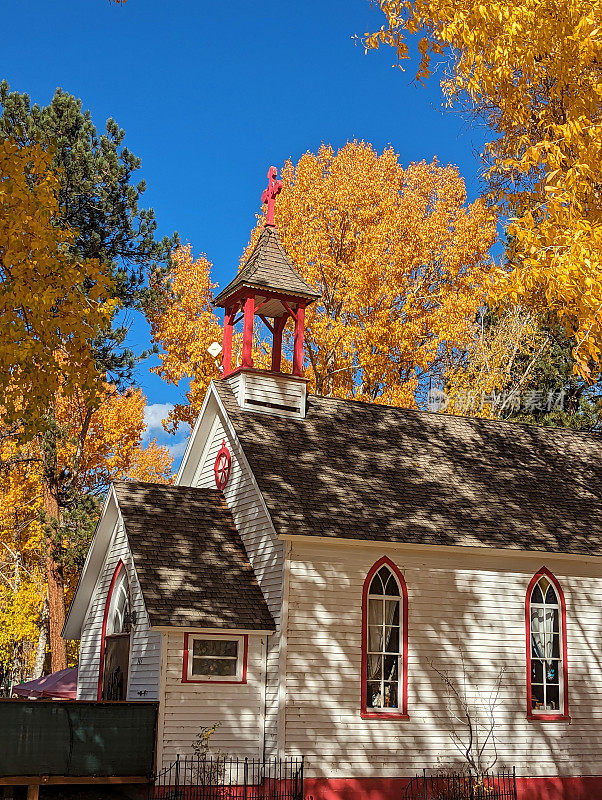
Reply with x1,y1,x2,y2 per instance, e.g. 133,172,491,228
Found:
360,556,409,719
303,776,602,800
97,560,125,701
525,566,569,721
182,632,248,684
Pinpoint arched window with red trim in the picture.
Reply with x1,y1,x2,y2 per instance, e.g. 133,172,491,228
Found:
97,560,132,701
361,557,408,719
526,567,569,721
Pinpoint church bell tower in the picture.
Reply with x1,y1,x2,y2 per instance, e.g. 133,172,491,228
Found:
212,167,319,419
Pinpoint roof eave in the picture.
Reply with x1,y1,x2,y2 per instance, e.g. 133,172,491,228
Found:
213,281,320,308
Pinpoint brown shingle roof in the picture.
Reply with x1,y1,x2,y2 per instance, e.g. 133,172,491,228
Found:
213,380,602,557
113,482,275,631
213,226,320,307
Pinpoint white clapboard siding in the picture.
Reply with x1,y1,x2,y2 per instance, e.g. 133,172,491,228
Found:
284,539,602,779
77,519,161,701
192,413,284,757
159,631,266,768
225,371,307,420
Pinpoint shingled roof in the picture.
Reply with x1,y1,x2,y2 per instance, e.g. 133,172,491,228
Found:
213,226,319,307
113,482,274,631
213,380,602,557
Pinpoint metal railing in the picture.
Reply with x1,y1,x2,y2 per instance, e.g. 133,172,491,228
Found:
404,768,517,800
149,756,304,800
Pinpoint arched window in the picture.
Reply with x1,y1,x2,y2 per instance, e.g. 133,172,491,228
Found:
106,569,130,636
361,557,408,719
97,561,132,701
526,568,569,720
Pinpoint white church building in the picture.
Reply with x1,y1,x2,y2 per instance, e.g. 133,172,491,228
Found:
64,178,602,800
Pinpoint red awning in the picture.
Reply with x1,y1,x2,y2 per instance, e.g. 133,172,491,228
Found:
12,667,78,699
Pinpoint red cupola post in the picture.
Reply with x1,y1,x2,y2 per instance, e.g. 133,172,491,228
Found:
213,166,319,380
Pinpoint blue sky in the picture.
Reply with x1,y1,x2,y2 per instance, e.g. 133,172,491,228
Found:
5,0,487,465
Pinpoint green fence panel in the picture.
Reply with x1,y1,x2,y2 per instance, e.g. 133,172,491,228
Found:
0,700,158,778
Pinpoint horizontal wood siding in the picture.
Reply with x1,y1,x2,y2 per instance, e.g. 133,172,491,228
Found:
160,630,266,768
193,414,283,757
239,372,306,419
285,540,602,778
77,520,161,701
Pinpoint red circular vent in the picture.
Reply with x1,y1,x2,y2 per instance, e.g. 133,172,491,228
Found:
214,440,231,490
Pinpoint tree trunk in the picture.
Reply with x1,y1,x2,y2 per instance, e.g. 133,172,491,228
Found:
44,486,67,672
33,600,49,679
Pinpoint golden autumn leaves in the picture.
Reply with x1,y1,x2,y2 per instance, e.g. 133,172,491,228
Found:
0,141,115,434
365,0,602,378
149,142,496,427
0,141,173,675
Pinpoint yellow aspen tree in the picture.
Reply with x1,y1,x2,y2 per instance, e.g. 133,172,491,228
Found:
0,388,173,677
245,142,496,406
147,245,223,432
149,144,495,425
0,440,45,682
444,307,547,417
0,140,114,434
364,0,602,376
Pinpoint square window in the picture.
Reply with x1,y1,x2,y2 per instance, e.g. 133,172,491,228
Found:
186,635,245,682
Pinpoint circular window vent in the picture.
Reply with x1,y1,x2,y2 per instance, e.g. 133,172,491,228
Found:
214,440,231,490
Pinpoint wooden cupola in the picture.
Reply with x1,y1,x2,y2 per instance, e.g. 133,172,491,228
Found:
212,167,320,418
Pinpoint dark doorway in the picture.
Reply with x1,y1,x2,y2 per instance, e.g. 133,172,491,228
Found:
101,634,130,700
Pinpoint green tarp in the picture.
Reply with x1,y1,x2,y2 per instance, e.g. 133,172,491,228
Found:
0,700,157,777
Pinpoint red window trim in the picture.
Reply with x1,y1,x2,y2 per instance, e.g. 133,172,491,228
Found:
525,566,570,722
97,559,128,701
182,632,248,684
361,556,409,720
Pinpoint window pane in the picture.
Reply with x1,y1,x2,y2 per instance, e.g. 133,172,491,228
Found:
384,626,400,653
531,584,544,604
383,682,398,708
367,654,382,680
545,584,557,604
193,639,238,658
383,572,400,597
531,633,544,659
366,682,382,708
377,566,391,586
383,654,398,682
385,600,399,627
546,661,560,685
544,607,557,634
531,659,543,684
551,633,560,659
369,574,384,595
531,606,544,630
368,597,383,627
192,656,237,677
546,684,560,711
531,683,545,710
368,626,383,652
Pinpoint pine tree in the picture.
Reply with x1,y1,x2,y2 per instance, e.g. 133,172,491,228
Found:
0,81,176,670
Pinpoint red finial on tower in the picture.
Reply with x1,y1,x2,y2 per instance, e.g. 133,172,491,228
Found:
261,166,282,227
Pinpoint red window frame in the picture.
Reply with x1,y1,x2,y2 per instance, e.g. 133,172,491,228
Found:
361,556,409,719
525,566,570,722
182,632,248,684
97,559,128,701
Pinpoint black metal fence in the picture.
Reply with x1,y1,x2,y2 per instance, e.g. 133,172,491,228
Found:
404,769,517,800
149,757,304,800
